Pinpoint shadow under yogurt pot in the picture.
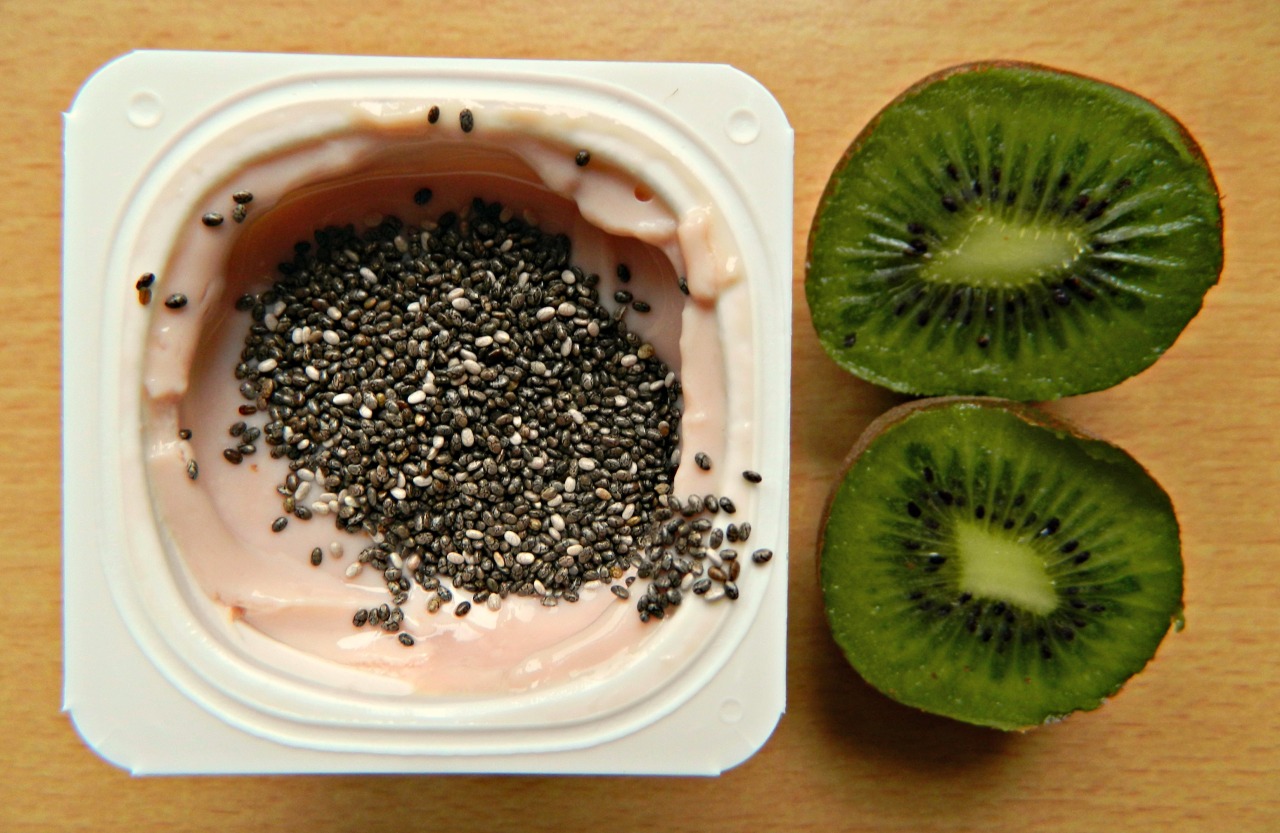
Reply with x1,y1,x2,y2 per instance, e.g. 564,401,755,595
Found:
73,53,792,774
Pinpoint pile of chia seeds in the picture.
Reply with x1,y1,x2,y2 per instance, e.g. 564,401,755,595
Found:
216,195,765,639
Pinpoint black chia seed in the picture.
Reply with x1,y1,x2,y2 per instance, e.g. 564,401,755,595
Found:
225,197,773,634
164,293,188,310
459,109,474,132
202,212,224,227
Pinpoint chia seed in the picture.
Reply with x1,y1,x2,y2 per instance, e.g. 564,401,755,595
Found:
222,196,773,633
202,212,224,227
164,293,188,310
459,109,474,132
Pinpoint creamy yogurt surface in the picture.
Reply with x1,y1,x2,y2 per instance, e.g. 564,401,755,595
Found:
139,96,757,703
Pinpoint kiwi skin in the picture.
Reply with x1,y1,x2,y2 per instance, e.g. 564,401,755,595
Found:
805,60,1224,400
818,397,1184,731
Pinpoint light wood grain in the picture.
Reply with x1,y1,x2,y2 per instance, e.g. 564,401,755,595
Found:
2,1,1277,830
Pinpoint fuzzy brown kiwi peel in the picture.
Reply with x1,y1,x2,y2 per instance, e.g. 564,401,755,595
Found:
819,398,1183,730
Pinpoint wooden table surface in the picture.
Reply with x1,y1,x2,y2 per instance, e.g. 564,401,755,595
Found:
2,1,1277,830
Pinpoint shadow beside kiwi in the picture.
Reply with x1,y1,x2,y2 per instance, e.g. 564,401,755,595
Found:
810,626,1015,773
790,343,909,467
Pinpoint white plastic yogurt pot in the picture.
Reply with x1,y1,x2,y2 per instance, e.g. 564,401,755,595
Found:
63,51,792,775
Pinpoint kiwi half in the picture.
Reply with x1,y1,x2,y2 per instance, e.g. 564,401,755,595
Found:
806,62,1223,400
819,398,1183,730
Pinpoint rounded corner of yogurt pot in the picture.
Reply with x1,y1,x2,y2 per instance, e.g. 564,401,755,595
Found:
65,52,792,774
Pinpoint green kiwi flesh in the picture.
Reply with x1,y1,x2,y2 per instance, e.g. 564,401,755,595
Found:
820,398,1183,730
806,62,1223,400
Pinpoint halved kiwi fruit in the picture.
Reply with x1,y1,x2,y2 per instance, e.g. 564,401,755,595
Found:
820,398,1183,730
806,62,1223,400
